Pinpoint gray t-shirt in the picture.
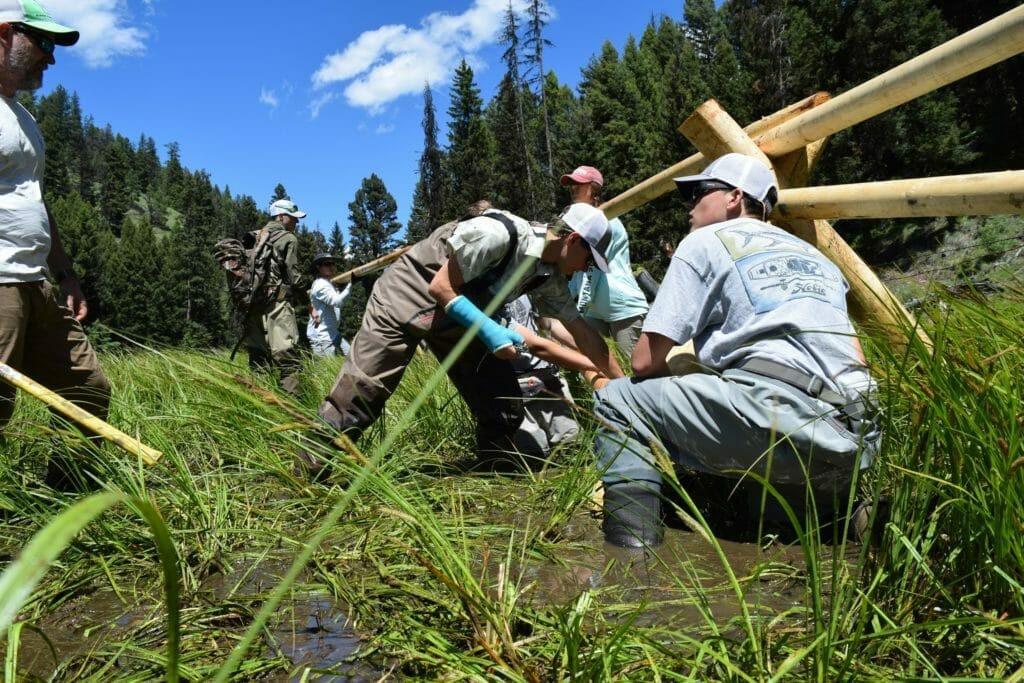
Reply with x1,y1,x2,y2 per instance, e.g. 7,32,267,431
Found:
645,217,868,395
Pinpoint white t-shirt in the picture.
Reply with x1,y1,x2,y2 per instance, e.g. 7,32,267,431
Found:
0,95,50,283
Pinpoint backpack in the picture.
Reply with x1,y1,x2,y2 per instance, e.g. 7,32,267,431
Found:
212,227,288,314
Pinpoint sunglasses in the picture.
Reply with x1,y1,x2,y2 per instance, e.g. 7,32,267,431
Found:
679,181,733,211
13,24,55,55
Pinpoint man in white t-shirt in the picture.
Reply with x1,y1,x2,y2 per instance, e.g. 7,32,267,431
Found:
0,0,110,490
594,154,880,547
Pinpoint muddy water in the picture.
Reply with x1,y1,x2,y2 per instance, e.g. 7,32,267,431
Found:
9,511,858,679
524,507,861,630
10,559,374,681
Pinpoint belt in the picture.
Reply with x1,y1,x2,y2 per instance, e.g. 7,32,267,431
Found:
737,358,868,421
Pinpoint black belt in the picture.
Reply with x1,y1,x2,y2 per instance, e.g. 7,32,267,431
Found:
737,358,868,421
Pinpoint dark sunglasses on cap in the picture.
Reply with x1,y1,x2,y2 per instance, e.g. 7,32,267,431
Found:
13,24,55,55
679,181,734,211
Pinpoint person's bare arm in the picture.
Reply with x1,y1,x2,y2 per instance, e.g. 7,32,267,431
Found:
538,316,579,350
631,332,676,378
516,324,597,373
45,207,88,321
564,316,624,379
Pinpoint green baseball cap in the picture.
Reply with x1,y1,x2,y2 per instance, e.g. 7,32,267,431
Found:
0,0,79,46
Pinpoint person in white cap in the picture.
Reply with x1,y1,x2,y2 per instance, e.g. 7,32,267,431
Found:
0,1,111,490
298,201,625,477
241,198,308,396
559,165,649,356
594,153,880,547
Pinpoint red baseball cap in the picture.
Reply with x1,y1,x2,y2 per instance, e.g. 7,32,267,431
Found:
559,165,604,187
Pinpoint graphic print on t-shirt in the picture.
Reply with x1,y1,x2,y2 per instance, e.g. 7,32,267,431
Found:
716,225,846,314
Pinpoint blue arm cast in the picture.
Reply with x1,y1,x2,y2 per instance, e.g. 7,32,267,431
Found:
445,295,524,353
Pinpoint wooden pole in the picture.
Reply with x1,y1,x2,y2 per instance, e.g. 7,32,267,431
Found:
677,99,930,349
776,171,1024,219
331,245,413,285
756,5,1024,158
0,363,161,465
599,93,832,220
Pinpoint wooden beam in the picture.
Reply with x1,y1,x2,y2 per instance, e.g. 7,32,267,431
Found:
332,245,413,285
0,363,161,465
600,92,831,220
757,5,1024,158
776,171,1024,219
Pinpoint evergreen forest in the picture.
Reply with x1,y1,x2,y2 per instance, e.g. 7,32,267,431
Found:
28,0,1022,348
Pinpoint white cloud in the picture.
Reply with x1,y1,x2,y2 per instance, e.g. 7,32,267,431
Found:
44,0,149,68
259,88,279,111
375,123,395,135
311,0,535,113
309,92,338,120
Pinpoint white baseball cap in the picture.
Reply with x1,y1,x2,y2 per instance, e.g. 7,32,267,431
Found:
269,198,307,218
0,0,79,46
559,203,611,273
674,153,778,211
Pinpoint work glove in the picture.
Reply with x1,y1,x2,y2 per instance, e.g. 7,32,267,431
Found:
445,295,524,354
603,481,664,548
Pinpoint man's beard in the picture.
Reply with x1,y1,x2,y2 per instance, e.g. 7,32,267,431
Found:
9,42,44,92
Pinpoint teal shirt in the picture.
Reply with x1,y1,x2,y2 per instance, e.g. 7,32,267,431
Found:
570,217,649,322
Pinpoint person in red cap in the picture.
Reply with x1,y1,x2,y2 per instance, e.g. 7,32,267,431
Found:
0,1,110,490
558,165,649,357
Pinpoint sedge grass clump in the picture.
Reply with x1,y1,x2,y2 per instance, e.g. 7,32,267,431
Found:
4,285,1024,681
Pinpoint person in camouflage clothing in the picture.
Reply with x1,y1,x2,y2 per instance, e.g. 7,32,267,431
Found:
243,198,308,396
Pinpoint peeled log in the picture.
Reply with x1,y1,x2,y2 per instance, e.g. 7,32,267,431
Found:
776,171,1024,220
757,5,1024,158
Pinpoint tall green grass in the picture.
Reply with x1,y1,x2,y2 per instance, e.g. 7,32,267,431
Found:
0,284,1022,679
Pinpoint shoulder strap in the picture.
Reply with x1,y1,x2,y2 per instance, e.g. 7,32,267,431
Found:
461,212,518,293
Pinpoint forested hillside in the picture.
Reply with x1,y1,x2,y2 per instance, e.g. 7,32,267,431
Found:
34,0,1022,349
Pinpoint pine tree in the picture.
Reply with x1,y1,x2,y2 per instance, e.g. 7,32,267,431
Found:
495,2,536,217
347,173,402,263
408,84,445,242
340,174,402,338
162,171,228,346
99,135,138,234
271,184,288,204
328,222,347,266
35,85,74,198
99,215,161,340
444,60,497,218
523,0,555,196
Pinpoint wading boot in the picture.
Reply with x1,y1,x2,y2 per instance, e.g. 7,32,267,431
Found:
603,481,664,548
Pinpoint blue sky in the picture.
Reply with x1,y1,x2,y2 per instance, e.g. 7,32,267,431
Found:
39,0,684,238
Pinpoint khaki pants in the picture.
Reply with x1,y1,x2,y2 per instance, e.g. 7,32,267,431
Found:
244,299,301,394
0,280,110,429
320,285,523,454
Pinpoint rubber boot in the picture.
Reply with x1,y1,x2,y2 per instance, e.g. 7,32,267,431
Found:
602,481,664,548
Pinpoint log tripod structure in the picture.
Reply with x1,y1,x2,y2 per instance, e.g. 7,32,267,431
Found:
600,5,1024,351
